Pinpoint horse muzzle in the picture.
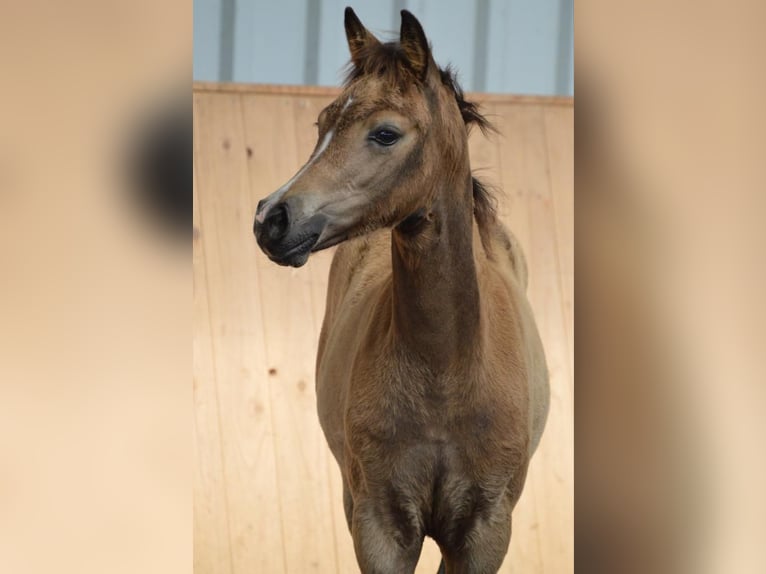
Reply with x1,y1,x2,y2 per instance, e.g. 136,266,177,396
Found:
253,198,326,267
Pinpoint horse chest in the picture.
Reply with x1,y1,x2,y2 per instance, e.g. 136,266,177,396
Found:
343,404,517,544
346,373,518,472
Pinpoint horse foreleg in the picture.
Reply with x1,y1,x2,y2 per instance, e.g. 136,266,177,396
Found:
441,505,512,574
350,497,423,574
342,479,354,531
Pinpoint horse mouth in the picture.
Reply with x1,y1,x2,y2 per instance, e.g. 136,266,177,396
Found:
267,233,320,267
312,232,349,253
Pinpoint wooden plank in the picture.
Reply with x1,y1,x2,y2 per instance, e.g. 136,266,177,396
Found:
193,141,234,574
240,93,338,573
194,92,287,574
543,106,574,380
192,81,574,107
494,103,574,573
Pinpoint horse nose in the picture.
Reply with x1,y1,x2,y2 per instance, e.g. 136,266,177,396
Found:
255,201,290,243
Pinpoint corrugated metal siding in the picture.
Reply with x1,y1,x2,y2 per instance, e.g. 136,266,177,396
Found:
193,0,574,96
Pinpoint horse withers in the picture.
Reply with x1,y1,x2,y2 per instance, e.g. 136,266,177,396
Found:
254,8,549,573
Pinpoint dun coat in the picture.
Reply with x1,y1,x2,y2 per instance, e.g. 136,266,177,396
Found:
254,8,549,573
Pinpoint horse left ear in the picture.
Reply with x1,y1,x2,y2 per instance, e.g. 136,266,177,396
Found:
345,7,378,67
399,10,430,79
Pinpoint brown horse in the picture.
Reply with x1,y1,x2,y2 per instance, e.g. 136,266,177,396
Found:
254,8,549,573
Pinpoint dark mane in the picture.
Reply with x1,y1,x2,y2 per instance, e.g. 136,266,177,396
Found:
344,42,498,229
438,65,495,137
472,176,498,231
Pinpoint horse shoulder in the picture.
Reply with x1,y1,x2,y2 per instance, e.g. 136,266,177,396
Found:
475,225,549,458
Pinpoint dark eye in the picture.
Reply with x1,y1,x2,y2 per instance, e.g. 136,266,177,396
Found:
369,129,400,146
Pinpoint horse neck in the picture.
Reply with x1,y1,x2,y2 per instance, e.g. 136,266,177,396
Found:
390,146,480,368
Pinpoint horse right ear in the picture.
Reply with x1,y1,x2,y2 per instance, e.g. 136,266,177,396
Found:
344,7,377,67
399,10,430,80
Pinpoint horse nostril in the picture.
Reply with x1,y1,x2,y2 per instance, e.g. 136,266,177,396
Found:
264,202,290,239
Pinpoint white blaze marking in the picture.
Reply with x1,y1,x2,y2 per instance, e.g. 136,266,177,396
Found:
255,128,334,223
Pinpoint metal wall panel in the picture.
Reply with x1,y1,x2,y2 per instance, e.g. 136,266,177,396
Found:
317,0,397,87
193,0,574,96
193,0,222,82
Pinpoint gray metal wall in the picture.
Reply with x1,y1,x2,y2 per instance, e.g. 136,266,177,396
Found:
194,0,573,96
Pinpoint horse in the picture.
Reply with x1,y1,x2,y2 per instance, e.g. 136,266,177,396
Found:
253,8,549,573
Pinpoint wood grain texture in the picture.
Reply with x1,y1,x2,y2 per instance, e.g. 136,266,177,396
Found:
193,81,575,106
193,85,573,574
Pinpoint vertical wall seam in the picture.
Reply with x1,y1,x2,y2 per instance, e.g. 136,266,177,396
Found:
555,0,574,95
304,0,322,85
472,0,490,92
219,0,236,82
393,0,408,27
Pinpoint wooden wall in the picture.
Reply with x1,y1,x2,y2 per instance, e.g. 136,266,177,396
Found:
193,83,573,573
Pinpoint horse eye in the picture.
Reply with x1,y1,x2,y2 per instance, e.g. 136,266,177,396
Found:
370,129,400,146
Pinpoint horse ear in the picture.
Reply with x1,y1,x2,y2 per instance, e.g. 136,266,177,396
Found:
399,10,430,79
344,7,376,67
